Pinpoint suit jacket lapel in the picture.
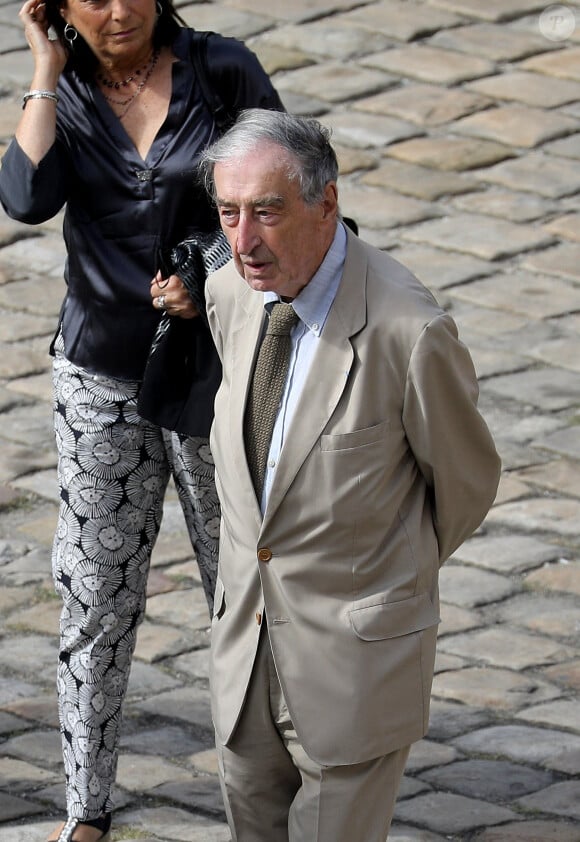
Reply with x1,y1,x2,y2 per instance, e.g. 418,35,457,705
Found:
228,282,266,522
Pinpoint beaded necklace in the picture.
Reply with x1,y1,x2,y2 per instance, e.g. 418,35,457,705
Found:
97,48,160,118
96,48,157,89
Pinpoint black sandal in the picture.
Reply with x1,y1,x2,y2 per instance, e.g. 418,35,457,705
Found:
49,813,111,842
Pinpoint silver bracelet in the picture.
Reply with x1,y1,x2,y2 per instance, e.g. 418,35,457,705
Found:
22,89,59,109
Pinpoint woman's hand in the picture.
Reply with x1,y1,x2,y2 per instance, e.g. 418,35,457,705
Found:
20,0,67,76
150,271,200,320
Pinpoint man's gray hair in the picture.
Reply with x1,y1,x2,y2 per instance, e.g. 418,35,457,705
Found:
197,109,339,205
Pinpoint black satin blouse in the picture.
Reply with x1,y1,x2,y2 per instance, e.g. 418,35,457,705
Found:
0,28,283,380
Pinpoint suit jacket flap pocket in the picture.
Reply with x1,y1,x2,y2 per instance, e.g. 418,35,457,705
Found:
349,592,439,641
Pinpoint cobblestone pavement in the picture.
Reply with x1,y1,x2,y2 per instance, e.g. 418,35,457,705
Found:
0,0,579,839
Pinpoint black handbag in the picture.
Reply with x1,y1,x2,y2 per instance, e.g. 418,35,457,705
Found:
137,229,231,436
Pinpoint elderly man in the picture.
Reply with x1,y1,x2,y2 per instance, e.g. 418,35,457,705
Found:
198,109,500,842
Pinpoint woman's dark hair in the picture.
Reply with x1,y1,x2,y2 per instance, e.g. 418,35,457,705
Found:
45,0,185,79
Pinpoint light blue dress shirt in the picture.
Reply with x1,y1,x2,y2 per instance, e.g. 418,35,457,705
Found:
259,222,347,513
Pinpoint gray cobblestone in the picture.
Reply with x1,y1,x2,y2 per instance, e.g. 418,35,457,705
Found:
452,104,578,148
466,70,580,108
473,821,580,842
437,625,577,669
321,110,420,148
516,459,580,497
472,150,580,196
439,564,518,607
431,665,562,710
517,781,580,822
394,791,519,835
400,214,555,259
361,159,474,200
447,270,580,318
339,1,464,42
429,21,557,61
544,212,580,241
521,46,580,81
354,82,490,126
386,135,515,170
426,0,547,22
523,241,580,282
362,44,496,84
418,758,556,801
274,61,391,101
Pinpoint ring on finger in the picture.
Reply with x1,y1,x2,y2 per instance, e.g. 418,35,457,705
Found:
158,294,167,310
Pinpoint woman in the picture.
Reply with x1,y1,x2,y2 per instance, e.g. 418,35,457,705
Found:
0,0,282,839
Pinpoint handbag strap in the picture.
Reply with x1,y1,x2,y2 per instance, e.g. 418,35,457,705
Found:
190,30,234,134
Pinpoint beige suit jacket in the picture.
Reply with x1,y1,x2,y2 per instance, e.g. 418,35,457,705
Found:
206,228,500,766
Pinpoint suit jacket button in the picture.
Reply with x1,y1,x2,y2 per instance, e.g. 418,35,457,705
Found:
256,612,262,626
257,547,272,562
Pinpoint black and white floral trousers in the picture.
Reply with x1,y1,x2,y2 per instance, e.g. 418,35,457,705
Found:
51,353,220,819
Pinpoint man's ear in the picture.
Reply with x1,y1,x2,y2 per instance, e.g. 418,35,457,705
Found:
321,182,338,220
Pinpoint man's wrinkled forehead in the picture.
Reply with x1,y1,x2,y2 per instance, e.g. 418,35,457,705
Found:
213,150,302,210
213,142,298,189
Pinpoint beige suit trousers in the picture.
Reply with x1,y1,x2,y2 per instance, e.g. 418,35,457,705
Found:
216,625,410,842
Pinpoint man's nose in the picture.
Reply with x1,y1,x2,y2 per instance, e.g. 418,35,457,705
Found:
236,215,260,255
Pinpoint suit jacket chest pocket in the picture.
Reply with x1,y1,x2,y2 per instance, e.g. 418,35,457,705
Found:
318,420,406,514
321,419,392,452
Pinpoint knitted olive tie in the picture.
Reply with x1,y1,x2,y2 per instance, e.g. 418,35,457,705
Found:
244,303,298,497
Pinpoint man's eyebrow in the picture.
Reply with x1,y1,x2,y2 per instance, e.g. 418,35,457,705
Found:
255,195,285,208
217,195,285,208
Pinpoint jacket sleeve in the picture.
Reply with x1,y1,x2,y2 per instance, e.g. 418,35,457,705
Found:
206,274,224,362
0,139,68,224
402,312,501,564
205,33,285,115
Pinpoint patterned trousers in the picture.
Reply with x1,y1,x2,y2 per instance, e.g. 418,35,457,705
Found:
51,353,220,819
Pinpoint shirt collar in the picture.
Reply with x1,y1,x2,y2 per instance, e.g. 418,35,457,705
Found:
264,222,347,337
